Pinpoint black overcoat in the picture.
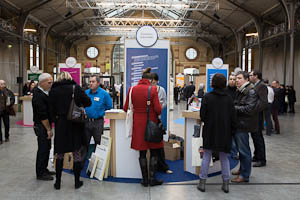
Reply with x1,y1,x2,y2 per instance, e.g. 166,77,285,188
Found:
200,89,237,153
49,80,91,154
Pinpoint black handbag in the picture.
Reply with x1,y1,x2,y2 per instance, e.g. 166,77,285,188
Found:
144,86,163,143
67,85,86,123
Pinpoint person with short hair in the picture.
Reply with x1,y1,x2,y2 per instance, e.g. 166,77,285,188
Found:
287,85,296,113
84,75,113,146
271,80,281,134
0,80,15,144
198,73,237,193
231,71,258,183
264,79,275,136
32,73,54,181
249,70,268,167
49,71,91,190
197,83,205,98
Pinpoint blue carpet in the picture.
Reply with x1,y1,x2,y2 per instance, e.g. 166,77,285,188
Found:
64,155,238,183
173,118,185,125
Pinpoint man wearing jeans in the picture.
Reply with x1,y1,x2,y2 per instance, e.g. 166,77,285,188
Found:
232,71,258,183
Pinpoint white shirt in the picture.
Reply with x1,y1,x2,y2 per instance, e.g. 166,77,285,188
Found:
156,85,167,109
267,86,274,103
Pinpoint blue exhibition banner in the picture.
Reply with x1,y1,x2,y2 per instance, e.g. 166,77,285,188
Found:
126,47,168,129
206,68,228,93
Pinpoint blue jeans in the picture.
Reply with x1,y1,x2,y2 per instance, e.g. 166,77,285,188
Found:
234,132,252,180
199,150,230,181
230,137,238,159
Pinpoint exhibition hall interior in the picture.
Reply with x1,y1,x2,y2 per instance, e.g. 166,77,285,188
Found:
0,0,300,199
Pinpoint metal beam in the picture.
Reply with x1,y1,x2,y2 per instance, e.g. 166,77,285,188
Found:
226,0,259,19
24,0,52,14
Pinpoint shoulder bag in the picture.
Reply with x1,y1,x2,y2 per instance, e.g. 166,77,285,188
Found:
67,85,86,123
144,86,163,143
125,87,134,138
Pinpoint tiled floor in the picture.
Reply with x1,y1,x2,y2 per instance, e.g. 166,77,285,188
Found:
0,103,300,200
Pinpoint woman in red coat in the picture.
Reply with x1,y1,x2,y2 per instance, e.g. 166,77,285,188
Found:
123,68,163,187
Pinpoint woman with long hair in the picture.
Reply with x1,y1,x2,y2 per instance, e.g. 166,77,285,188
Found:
49,71,91,190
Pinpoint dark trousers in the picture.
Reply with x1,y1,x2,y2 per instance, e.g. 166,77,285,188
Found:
157,148,169,172
264,103,273,135
34,124,51,177
289,102,295,113
174,95,178,105
251,112,266,162
271,107,280,134
139,148,160,159
85,119,104,146
0,112,10,141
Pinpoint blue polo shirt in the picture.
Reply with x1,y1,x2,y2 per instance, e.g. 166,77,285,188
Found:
85,87,113,119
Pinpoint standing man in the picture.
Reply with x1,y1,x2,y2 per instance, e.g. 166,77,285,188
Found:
271,80,281,134
264,80,274,136
184,81,195,109
174,85,179,105
0,80,15,144
85,75,112,146
232,71,258,183
225,74,238,160
32,73,54,181
249,70,268,167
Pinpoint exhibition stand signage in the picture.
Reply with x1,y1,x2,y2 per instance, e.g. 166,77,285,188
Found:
59,57,82,85
125,28,170,133
206,57,228,93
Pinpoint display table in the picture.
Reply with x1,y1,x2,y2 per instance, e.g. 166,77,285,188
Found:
182,110,201,175
19,96,33,126
105,111,142,179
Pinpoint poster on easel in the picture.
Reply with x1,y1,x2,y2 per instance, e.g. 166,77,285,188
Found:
88,135,112,181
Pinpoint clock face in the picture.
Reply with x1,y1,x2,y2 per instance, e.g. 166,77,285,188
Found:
86,46,99,59
185,48,198,60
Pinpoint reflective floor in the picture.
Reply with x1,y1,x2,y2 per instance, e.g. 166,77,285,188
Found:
0,102,300,200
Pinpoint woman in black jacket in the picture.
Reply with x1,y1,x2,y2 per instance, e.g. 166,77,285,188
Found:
49,71,91,190
198,73,237,193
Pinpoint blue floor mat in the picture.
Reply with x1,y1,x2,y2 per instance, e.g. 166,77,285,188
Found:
63,155,238,183
173,118,185,125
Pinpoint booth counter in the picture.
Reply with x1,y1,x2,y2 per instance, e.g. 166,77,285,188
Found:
19,96,33,126
105,111,142,179
182,111,201,175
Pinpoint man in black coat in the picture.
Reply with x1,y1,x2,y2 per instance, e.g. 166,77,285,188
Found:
249,70,268,167
32,73,54,181
232,71,258,183
184,81,195,109
271,81,281,134
0,80,15,144
174,86,179,105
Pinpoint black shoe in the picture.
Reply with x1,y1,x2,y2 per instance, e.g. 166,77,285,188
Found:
253,161,266,167
54,159,63,190
75,181,83,189
197,178,206,192
4,138,9,142
252,157,258,162
37,174,54,181
74,162,83,189
45,169,56,176
221,180,229,193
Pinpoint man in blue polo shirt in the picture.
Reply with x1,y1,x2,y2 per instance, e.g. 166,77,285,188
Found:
85,75,112,146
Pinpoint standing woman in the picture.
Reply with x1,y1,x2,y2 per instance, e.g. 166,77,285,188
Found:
198,73,237,193
123,68,163,187
49,71,91,190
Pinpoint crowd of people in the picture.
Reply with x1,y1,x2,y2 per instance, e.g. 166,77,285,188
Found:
0,68,297,193
197,70,296,194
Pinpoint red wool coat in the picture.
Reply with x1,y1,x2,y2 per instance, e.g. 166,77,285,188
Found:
123,79,163,150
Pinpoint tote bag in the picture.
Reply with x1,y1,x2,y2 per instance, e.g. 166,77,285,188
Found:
125,87,134,138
